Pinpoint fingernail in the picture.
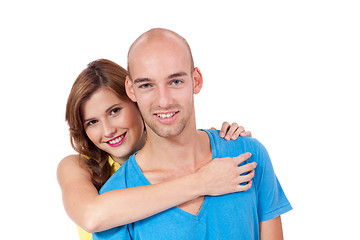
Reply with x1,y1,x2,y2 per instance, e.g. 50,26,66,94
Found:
225,135,230,140
220,132,225,137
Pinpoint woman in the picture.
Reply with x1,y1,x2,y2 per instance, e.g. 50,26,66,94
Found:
57,59,255,239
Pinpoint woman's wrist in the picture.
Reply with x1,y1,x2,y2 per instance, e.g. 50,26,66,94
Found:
188,170,208,197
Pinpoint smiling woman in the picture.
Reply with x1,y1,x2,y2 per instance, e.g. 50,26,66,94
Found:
81,87,145,165
65,59,140,189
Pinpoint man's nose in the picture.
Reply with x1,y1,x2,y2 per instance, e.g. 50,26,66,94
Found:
157,86,173,108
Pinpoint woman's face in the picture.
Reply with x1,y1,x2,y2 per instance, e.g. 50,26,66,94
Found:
81,87,145,164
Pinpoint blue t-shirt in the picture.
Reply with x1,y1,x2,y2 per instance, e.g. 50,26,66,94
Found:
93,129,292,240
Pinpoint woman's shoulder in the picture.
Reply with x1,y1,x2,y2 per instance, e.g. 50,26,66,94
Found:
59,154,88,168
57,154,91,180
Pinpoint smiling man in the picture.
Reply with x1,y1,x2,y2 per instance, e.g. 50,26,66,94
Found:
93,28,292,240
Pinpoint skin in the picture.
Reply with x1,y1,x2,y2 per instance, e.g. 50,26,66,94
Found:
81,88,145,164
213,122,252,140
260,217,284,240
58,87,255,233
126,28,283,239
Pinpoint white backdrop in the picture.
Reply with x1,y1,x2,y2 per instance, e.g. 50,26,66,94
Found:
1,1,359,239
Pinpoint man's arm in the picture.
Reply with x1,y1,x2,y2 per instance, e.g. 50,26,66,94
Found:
251,137,291,239
259,216,283,240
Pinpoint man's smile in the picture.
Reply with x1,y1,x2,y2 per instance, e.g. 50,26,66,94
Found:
154,111,179,123
156,112,176,119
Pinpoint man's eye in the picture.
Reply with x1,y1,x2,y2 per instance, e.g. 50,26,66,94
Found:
139,83,151,89
171,80,182,86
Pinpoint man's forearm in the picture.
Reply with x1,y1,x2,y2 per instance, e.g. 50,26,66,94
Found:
259,216,284,240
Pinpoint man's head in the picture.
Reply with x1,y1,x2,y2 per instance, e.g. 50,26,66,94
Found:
125,28,203,138
127,28,194,79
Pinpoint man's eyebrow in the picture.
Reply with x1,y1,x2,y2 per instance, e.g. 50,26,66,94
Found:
133,78,151,85
133,72,187,84
167,72,187,79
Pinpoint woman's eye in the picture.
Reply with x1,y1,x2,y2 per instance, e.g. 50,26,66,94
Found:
87,120,98,126
110,107,121,115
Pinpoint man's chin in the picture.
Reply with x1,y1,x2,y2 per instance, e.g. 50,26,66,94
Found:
147,124,186,138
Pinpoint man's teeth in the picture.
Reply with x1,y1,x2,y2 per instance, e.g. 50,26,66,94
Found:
109,135,124,144
157,113,175,119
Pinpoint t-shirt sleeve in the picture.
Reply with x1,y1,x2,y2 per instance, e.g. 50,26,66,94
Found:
254,140,292,222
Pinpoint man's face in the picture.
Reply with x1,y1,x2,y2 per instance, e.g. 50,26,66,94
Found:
127,37,201,138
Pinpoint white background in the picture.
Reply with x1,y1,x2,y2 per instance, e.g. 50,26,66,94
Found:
1,0,359,239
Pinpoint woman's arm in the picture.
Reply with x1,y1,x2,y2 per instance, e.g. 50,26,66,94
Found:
57,152,255,233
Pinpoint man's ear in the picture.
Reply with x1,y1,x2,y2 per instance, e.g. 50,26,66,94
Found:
125,76,137,102
192,67,203,94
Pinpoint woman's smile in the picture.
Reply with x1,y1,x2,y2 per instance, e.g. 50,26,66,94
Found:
81,87,146,163
106,132,127,147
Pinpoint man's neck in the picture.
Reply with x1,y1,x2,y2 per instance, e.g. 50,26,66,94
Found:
135,125,212,182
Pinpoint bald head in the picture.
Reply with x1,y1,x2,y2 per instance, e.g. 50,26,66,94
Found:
127,28,194,79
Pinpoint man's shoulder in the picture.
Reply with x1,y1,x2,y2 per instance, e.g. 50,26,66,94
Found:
99,155,135,194
203,128,259,143
203,129,261,157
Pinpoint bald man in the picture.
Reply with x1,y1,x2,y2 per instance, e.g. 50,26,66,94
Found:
93,28,292,240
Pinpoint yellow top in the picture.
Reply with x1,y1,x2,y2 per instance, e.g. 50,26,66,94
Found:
77,156,121,240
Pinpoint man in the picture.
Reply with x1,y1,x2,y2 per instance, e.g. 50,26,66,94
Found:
94,28,292,240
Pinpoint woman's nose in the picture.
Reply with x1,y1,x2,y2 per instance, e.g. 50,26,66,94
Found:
103,120,117,138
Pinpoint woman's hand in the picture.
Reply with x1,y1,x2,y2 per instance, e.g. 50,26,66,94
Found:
196,152,256,196
212,122,252,141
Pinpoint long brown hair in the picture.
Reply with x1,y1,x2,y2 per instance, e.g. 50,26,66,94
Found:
66,59,131,191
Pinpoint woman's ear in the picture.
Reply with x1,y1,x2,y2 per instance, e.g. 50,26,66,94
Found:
125,76,137,102
192,67,203,94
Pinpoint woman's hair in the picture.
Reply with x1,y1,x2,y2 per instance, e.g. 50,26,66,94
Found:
66,59,131,191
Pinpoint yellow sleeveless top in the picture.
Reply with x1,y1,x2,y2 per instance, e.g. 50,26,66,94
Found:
77,156,121,240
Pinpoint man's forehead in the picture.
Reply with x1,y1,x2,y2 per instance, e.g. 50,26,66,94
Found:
129,29,184,54
128,29,193,78
129,45,191,79
130,35,188,60
130,56,191,81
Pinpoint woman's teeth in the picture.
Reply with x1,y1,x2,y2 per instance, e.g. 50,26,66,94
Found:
157,112,175,119
108,135,124,144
